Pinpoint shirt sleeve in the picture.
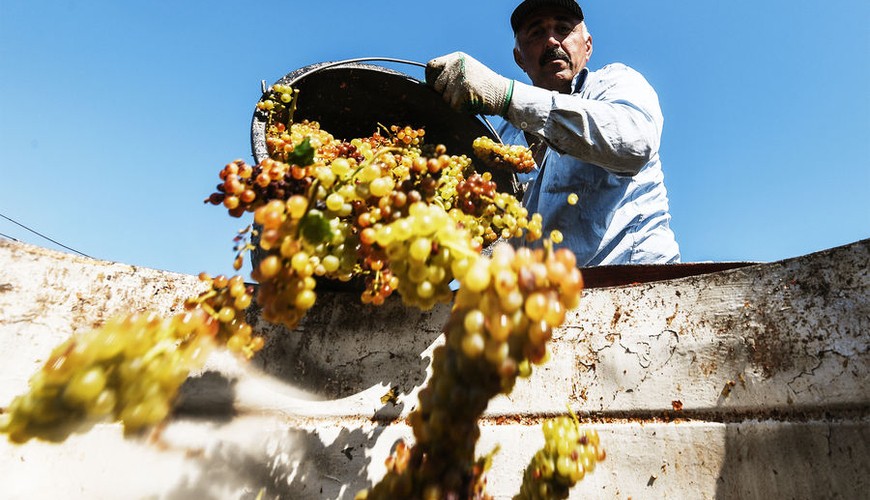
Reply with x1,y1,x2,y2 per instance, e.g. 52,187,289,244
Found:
505,64,664,176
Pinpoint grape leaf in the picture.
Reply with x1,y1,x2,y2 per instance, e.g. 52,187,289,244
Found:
299,209,332,244
287,138,315,166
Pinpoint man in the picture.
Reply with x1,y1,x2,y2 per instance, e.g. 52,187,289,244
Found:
426,0,680,266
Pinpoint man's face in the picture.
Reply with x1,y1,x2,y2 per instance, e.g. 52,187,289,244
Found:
513,7,592,93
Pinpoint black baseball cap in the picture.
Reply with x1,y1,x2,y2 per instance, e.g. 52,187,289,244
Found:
510,0,585,33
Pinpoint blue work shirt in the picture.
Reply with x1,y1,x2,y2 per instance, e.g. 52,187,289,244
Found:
499,63,680,266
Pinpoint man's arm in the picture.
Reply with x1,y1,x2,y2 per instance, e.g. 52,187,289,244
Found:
507,65,663,176
425,53,663,177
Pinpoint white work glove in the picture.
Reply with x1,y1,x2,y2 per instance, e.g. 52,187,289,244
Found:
426,52,514,116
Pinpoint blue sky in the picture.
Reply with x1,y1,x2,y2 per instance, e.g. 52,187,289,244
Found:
1,0,868,279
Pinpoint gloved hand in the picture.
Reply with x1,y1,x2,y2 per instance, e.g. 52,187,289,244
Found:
426,52,514,116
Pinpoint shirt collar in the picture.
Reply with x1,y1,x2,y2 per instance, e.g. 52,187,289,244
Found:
571,67,589,94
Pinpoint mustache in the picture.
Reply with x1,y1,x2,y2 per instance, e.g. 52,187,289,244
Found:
540,47,570,66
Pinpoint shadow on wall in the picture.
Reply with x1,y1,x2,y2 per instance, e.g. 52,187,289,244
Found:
171,371,401,499
247,291,448,401
712,242,870,499
163,289,448,499
715,420,870,499
165,412,393,499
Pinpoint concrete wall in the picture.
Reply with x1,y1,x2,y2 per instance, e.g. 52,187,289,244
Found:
1,239,868,499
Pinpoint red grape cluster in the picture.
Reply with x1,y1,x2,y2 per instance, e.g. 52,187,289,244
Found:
206,157,313,218
186,273,263,358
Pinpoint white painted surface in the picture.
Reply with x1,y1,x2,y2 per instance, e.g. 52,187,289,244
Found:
1,239,868,499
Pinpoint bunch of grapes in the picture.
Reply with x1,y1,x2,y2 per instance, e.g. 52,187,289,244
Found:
431,148,473,205
256,84,340,164
4,82,605,500
454,172,498,217
206,84,559,328
255,84,298,128
186,273,263,359
473,136,536,174
205,146,317,219
248,196,324,328
514,416,606,500
389,124,426,146
0,270,265,443
375,201,477,310
0,309,217,443
448,172,542,246
358,242,584,499
266,120,335,163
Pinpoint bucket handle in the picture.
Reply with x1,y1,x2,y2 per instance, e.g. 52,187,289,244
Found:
264,56,503,144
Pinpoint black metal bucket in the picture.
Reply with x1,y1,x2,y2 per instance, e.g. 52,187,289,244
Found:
250,58,517,195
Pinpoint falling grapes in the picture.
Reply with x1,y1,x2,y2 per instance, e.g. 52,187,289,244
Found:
514,415,606,500
205,84,553,327
376,201,477,310
4,81,602,500
0,273,261,443
473,136,536,174
187,272,264,359
0,309,216,442
357,242,585,499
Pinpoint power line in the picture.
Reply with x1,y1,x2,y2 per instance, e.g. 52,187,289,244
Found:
0,212,93,258
0,231,20,242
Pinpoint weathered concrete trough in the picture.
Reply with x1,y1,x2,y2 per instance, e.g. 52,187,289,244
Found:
1,238,868,499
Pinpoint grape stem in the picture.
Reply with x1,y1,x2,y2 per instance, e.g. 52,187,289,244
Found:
189,291,219,319
286,88,299,126
567,403,580,425
375,122,391,136
371,269,384,293
439,238,481,261
350,147,403,181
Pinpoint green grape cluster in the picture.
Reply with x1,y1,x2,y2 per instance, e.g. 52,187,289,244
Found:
0,270,265,443
358,242,584,499
0,309,217,443
449,242,583,394
255,83,308,157
376,201,474,310
472,136,536,174
514,416,606,500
